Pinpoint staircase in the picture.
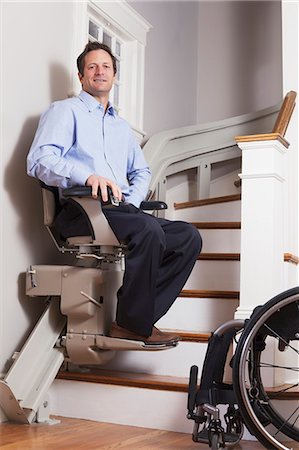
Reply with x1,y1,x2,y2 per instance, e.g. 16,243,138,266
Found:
49,93,298,433
51,183,243,433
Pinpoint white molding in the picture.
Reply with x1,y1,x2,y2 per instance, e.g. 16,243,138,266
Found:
90,0,152,45
237,139,288,155
72,0,152,132
239,172,285,183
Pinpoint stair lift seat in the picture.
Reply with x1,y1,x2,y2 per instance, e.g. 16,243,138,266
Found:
26,183,174,366
0,185,170,424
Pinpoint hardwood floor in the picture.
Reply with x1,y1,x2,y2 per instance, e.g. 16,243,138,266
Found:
1,416,297,449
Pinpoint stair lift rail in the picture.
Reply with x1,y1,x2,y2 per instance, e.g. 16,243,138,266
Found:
187,286,299,450
0,183,173,425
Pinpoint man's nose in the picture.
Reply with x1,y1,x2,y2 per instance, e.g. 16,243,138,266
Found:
96,65,104,75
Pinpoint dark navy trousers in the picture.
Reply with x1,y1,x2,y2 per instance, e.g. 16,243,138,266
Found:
103,204,202,336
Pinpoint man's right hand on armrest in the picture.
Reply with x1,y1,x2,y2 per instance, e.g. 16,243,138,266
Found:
85,174,122,203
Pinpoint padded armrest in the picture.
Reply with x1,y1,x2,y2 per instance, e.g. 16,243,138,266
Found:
62,186,119,206
63,186,93,197
140,201,168,211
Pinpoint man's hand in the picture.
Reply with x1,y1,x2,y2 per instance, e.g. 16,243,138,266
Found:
86,175,122,202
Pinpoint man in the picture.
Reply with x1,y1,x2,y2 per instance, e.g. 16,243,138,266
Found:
27,42,202,346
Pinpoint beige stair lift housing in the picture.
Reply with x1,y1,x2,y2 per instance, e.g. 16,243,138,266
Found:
0,184,175,424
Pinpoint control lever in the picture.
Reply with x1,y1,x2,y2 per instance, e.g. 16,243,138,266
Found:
106,186,120,207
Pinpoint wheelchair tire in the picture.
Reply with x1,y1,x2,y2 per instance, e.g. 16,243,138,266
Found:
210,433,220,450
233,287,299,449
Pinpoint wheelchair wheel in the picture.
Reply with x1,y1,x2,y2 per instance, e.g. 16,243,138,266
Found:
210,433,221,449
233,287,299,449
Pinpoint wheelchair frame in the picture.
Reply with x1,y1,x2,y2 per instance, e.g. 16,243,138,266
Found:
187,286,299,450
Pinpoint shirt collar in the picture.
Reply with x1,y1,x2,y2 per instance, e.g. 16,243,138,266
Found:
78,90,116,117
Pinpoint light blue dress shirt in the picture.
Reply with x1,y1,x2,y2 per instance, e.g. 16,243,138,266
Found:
27,90,151,207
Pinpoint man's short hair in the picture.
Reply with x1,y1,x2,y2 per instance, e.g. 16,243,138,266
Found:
77,42,117,75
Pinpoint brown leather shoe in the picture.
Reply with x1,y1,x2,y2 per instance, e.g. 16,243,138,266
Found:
109,322,180,346
152,326,180,343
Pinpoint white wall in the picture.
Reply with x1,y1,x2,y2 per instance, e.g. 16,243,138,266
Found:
281,0,299,274
197,0,283,123
0,1,75,375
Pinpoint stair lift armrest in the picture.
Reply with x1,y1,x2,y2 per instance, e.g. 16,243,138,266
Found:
140,200,168,211
62,186,120,207
63,187,168,211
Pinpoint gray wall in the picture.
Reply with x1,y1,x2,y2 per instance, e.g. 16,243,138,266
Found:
130,1,199,135
131,0,282,133
197,0,283,123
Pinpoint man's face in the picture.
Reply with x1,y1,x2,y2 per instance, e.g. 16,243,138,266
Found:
79,49,115,100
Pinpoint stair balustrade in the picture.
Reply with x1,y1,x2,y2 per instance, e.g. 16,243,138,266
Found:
143,104,280,204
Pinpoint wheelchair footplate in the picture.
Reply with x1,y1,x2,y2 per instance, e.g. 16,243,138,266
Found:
187,356,244,450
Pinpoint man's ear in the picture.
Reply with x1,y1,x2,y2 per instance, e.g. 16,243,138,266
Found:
78,71,83,84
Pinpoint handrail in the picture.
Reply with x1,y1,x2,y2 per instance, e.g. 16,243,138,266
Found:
272,90,297,136
143,104,280,195
235,91,297,148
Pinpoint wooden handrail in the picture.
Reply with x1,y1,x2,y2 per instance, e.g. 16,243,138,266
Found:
235,90,297,147
272,90,297,136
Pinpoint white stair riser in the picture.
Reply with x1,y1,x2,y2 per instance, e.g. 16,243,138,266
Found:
173,201,241,222
49,379,193,433
199,229,240,253
97,341,208,378
185,260,240,291
49,379,259,439
157,297,239,333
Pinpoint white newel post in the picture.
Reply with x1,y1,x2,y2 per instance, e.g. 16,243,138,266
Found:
235,136,288,320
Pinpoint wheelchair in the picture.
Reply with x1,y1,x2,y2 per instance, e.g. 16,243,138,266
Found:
0,183,177,424
187,286,299,450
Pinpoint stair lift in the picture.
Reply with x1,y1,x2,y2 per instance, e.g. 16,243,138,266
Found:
0,184,176,424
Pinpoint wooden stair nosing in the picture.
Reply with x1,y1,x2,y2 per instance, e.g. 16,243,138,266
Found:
174,330,211,342
57,370,299,399
193,221,241,230
198,253,240,261
267,384,299,400
174,194,241,210
180,289,240,300
198,252,299,263
57,369,190,393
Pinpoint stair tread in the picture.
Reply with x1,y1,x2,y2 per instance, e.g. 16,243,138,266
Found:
174,194,241,210
198,253,240,261
180,289,239,299
57,369,299,398
267,384,299,400
173,330,211,342
193,221,241,229
57,368,190,392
